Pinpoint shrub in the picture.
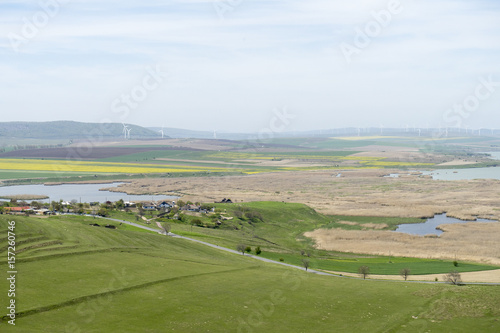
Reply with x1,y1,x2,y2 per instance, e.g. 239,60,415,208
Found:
244,246,252,253
245,211,263,222
192,218,203,226
255,246,262,255
279,258,284,262
453,260,459,267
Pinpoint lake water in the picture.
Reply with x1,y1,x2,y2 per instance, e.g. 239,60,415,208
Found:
422,167,500,180
485,151,500,160
394,214,497,236
0,183,175,203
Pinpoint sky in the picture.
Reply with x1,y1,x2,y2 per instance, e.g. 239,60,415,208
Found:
1,0,499,133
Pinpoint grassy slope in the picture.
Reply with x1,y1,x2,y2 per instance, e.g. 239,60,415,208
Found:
168,202,498,275
1,216,499,332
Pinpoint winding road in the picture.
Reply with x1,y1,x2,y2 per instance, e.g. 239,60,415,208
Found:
99,216,500,285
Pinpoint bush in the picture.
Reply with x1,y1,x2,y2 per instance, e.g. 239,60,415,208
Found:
245,211,263,222
279,258,284,262
244,246,252,253
453,260,459,267
97,208,108,217
192,218,203,226
255,246,262,255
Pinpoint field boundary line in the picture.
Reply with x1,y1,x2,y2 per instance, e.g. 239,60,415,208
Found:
1,265,260,321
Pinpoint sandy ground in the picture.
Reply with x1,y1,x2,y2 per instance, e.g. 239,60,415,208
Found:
323,269,500,283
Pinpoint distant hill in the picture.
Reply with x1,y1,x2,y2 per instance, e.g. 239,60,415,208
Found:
0,121,162,140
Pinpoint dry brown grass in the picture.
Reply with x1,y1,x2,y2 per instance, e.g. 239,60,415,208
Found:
103,169,500,221
305,223,500,265
0,194,49,200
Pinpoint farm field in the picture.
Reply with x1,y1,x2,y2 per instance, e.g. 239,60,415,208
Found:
1,216,500,332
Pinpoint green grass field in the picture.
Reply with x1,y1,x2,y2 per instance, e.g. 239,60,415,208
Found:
160,202,498,275
1,215,499,332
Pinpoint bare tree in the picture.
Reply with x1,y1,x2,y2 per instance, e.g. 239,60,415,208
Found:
444,270,462,285
358,265,370,280
160,222,171,235
400,268,411,281
302,259,310,271
236,244,246,255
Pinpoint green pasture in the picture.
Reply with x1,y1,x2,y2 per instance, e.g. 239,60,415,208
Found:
163,202,498,275
1,216,499,332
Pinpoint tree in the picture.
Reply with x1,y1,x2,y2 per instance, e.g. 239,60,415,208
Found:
255,246,262,255
444,270,462,285
160,222,171,235
97,207,108,217
400,268,411,281
236,244,246,255
358,265,370,280
115,199,125,210
176,200,185,208
244,246,252,254
302,259,310,271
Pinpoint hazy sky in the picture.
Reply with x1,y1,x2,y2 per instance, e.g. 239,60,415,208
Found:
1,0,499,132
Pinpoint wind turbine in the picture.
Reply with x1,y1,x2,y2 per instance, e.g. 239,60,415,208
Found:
122,123,128,139
213,130,217,139
159,126,165,138
357,127,361,137
418,128,421,137
126,127,131,139
379,123,384,135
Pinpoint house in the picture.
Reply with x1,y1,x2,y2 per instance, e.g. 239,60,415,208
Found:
142,203,157,210
124,201,136,208
186,205,201,212
33,208,50,215
4,206,33,214
158,201,172,209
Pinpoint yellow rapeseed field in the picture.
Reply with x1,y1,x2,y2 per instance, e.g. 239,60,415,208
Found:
0,159,231,174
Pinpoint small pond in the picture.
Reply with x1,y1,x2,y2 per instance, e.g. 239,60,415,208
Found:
394,213,497,236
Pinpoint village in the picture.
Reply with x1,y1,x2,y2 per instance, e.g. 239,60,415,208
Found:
0,197,235,228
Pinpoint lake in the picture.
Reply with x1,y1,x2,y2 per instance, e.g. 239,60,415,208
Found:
422,167,500,180
0,183,175,203
394,213,497,236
